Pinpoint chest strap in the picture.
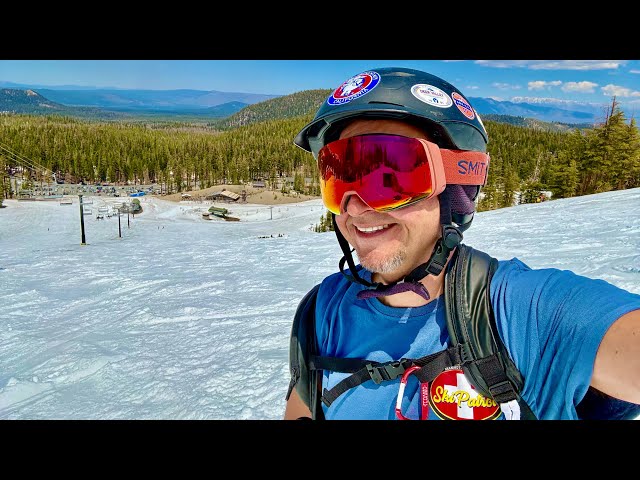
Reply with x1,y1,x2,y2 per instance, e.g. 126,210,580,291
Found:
315,344,465,407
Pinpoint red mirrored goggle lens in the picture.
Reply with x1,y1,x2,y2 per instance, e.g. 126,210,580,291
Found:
317,134,445,215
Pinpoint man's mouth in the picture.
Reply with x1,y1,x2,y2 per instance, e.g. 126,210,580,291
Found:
355,224,391,233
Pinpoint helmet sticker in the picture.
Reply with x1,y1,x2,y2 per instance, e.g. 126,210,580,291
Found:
411,84,453,108
452,92,475,120
428,368,501,420
328,71,381,106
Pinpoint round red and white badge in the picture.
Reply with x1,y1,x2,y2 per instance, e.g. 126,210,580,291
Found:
452,92,475,120
429,368,501,420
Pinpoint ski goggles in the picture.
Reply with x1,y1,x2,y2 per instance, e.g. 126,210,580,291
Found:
317,134,490,215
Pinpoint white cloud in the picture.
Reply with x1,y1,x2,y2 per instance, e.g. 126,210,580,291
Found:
492,82,521,90
630,70,640,74
465,85,479,90
601,84,640,97
561,81,598,93
528,80,562,91
476,60,626,70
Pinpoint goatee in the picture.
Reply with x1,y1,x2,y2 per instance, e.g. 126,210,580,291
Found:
358,247,407,275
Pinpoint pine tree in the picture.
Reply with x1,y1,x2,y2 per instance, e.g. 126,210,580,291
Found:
548,129,583,198
579,97,629,194
520,180,544,204
628,118,640,188
501,169,520,208
314,211,335,232
612,116,640,189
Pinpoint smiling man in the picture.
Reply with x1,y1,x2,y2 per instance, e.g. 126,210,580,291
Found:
284,67,640,420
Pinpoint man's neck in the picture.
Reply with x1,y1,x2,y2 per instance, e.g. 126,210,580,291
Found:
371,249,454,308
373,272,445,307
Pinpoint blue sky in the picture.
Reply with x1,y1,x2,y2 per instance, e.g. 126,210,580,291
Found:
1,60,640,107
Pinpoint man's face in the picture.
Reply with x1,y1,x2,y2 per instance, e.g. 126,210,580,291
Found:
333,119,442,279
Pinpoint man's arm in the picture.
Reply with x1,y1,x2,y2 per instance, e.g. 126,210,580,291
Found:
283,388,312,420
592,309,640,404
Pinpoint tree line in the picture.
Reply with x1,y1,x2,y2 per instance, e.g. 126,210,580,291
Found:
1,98,639,213
476,98,640,211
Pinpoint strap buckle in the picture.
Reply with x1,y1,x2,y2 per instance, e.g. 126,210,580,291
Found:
488,379,517,404
366,360,408,385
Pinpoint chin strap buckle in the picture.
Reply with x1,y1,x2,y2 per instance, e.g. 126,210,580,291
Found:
424,225,462,276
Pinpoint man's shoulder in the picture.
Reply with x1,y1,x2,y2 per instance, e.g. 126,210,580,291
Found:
490,255,564,290
460,245,533,281
318,270,355,295
489,254,622,300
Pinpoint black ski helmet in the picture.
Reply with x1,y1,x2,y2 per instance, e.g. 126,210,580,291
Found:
294,67,488,157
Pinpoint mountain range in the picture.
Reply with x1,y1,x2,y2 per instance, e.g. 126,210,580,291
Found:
0,81,616,126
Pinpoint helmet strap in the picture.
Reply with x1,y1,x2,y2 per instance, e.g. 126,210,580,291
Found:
405,187,463,280
334,213,376,288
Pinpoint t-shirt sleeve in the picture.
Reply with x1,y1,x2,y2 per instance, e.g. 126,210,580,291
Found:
490,258,640,419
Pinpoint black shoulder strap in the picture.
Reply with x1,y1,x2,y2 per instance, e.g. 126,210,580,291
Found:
286,283,324,419
444,244,537,420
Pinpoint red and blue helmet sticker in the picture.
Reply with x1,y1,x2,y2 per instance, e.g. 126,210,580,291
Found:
327,71,381,106
452,92,475,120
411,84,453,108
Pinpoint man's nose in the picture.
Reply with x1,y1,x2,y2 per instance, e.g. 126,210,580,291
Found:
342,193,374,216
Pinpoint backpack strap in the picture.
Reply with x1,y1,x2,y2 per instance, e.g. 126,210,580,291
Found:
444,243,537,420
286,283,324,419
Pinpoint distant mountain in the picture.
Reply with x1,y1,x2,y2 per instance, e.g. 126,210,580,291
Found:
470,97,603,125
214,89,332,129
205,101,248,117
0,81,106,91
0,88,67,112
0,89,127,120
510,97,611,116
0,88,252,121
482,114,593,132
33,88,279,110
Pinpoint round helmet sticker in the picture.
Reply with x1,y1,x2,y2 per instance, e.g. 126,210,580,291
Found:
411,84,452,108
328,71,381,106
429,368,501,420
452,92,475,120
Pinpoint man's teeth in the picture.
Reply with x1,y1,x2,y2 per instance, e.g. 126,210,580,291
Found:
356,224,389,233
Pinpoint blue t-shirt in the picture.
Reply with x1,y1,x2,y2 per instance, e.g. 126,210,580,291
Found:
315,256,640,420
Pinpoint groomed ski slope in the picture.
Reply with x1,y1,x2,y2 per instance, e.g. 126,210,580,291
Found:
0,189,638,419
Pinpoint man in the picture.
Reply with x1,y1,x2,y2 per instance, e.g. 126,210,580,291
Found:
284,67,640,420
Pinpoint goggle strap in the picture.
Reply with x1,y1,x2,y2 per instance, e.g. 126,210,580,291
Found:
440,149,490,186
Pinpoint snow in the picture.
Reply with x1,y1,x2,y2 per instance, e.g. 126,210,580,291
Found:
0,189,639,419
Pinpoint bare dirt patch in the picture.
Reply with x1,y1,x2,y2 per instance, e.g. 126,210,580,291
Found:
162,184,320,205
